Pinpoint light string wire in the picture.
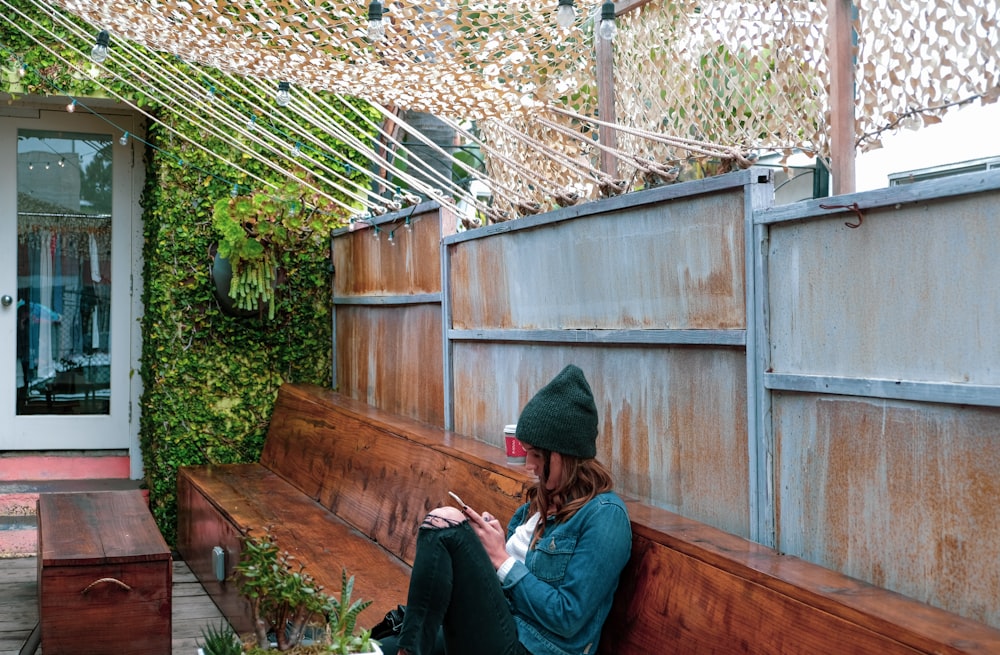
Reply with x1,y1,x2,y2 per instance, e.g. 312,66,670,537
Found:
0,0,310,208
0,11,273,204
11,0,487,222
438,115,572,208
69,0,491,220
314,91,500,214
52,2,370,213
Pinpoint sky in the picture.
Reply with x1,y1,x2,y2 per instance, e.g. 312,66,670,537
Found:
854,101,1000,191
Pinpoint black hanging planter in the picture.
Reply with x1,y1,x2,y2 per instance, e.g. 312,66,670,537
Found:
211,248,261,318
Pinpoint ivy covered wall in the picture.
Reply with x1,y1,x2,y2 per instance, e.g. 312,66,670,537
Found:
139,133,342,545
2,1,376,545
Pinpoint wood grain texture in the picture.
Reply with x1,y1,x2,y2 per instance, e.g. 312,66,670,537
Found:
37,491,171,655
600,500,1000,655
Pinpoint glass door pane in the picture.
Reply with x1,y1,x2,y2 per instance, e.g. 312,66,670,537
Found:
16,129,112,416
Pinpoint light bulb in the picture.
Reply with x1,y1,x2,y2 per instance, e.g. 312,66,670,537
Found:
276,81,291,107
18,65,26,78
66,100,76,113
387,231,396,245
599,1,617,40
367,1,385,42
556,0,575,28
119,132,129,146
91,30,110,63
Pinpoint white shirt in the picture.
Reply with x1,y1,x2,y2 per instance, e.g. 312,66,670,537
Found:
496,511,541,581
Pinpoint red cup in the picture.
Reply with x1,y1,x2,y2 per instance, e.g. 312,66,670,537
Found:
504,424,526,463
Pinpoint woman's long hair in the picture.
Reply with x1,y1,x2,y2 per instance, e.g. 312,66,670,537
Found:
525,450,614,547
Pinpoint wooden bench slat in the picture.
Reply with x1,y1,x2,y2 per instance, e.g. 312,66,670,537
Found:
261,384,534,565
603,502,1000,655
178,464,411,633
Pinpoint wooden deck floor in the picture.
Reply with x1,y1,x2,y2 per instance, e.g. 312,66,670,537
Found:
0,555,230,655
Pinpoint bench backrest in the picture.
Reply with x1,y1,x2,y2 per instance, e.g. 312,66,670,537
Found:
260,383,535,565
600,502,1000,655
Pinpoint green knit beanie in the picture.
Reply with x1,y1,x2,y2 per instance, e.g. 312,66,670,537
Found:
515,364,599,459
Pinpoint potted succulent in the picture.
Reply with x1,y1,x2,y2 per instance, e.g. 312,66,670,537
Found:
211,177,348,319
226,530,381,654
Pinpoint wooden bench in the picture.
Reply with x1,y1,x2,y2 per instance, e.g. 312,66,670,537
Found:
176,383,535,634
179,383,1000,653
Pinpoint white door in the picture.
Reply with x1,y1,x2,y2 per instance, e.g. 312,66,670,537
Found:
1,109,135,450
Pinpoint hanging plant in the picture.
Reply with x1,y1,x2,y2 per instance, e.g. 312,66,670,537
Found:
212,178,349,318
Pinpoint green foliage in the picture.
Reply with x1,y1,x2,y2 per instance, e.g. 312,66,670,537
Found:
234,531,376,653
324,569,375,655
139,129,336,543
234,530,329,651
199,621,244,655
212,179,348,318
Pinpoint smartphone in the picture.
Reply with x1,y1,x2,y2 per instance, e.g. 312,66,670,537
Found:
448,491,468,508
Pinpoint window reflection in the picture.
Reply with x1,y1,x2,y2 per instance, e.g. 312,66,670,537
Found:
16,130,112,415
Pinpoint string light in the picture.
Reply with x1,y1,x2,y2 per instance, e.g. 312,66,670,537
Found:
66,99,76,112
119,131,129,146
367,1,385,42
276,81,291,107
599,1,617,41
90,29,110,63
556,0,576,29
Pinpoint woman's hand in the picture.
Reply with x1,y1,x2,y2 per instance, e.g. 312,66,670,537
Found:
463,507,509,569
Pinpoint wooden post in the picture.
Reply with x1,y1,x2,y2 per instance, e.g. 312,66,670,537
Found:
596,3,618,177
828,0,856,195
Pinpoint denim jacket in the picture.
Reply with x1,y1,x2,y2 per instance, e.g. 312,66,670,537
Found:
501,492,631,655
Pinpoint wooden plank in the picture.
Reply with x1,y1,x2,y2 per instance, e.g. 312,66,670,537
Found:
178,465,413,634
828,0,856,195
38,491,170,566
600,501,1000,655
261,385,533,565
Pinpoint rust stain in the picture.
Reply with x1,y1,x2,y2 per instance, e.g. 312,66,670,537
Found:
776,395,1000,627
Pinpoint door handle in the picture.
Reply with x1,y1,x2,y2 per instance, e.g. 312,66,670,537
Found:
1,295,12,307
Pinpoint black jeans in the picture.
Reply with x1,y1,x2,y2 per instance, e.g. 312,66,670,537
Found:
377,517,530,655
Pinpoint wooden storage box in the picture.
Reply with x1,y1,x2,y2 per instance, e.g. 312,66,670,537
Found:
38,490,172,655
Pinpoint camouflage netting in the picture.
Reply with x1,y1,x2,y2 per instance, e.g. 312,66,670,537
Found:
9,0,998,220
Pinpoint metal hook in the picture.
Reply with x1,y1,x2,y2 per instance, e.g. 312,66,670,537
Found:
819,202,864,229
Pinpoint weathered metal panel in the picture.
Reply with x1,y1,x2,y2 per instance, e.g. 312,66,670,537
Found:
333,206,442,298
335,304,444,426
449,189,746,331
451,343,750,538
767,189,1000,385
774,392,1000,627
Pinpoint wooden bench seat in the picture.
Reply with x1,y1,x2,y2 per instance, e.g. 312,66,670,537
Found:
179,383,1000,653
602,504,1000,655
177,383,534,634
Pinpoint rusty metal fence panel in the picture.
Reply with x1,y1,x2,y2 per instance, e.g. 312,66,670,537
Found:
443,172,769,538
332,167,1000,629
758,170,1000,628
331,203,452,425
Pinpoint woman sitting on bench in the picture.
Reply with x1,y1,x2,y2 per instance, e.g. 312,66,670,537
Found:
379,364,633,655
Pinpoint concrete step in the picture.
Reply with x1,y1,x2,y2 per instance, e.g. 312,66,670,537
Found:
0,462,142,559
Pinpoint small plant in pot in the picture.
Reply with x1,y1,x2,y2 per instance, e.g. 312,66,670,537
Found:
232,529,381,654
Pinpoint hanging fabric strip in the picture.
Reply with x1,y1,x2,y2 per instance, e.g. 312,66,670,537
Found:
89,232,103,283
92,309,100,350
